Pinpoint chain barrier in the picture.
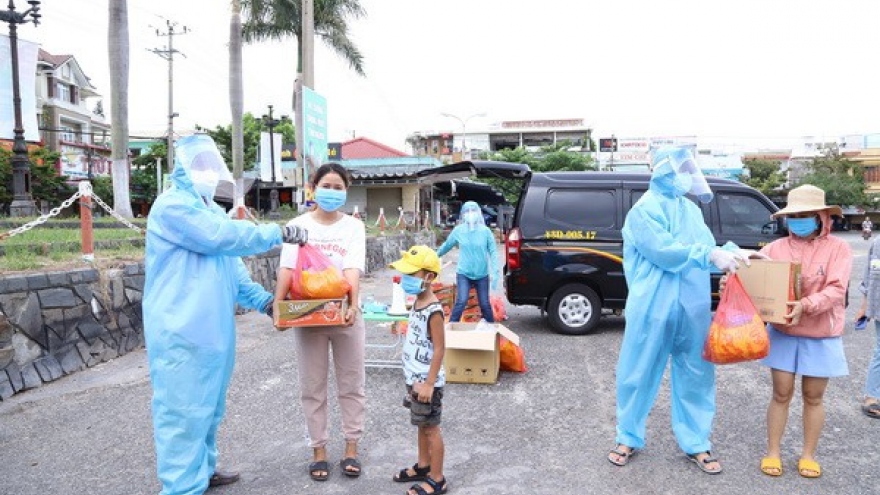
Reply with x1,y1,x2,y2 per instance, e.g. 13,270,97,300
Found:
91,192,145,235
0,181,144,240
0,189,83,240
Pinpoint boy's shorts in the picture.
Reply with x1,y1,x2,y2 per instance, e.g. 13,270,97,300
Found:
403,385,444,426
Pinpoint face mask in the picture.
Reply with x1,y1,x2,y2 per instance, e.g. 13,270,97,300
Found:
787,216,819,237
400,274,426,295
672,173,693,197
190,170,219,198
315,188,347,212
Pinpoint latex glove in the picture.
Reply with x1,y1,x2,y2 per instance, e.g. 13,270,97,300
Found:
709,248,746,273
263,299,274,318
785,300,804,325
282,225,308,245
736,249,770,265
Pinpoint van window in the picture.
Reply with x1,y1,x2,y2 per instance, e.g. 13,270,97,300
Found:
546,188,617,229
716,192,775,235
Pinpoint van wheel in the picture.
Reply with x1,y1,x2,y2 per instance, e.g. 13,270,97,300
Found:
547,283,601,335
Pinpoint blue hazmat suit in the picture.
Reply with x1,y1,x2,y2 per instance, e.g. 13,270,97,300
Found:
615,147,719,455
143,137,282,495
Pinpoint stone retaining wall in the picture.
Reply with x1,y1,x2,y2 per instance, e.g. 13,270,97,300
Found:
0,231,434,400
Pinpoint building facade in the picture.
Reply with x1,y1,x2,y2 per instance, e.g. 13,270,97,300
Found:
35,49,111,180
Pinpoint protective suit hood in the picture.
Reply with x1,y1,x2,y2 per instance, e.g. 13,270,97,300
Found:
172,134,235,200
461,200,485,231
650,146,713,203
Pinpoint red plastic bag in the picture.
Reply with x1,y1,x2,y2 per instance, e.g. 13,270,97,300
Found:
703,273,770,364
289,244,351,299
499,336,527,372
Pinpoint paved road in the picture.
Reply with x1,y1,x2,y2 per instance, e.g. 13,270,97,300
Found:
1,232,878,495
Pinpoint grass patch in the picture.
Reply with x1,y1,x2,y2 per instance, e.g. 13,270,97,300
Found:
2,228,143,246
0,244,144,274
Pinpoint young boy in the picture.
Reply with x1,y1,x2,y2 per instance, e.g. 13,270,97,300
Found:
389,246,449,495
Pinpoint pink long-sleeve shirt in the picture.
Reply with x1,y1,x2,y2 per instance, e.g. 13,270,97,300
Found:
759,210,852,338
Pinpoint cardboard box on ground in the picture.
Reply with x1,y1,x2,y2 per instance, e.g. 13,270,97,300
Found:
274,296,349,328
735,260,801,325
444,322,520,384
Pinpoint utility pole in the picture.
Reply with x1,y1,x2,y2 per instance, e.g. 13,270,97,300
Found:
150,20,187,173
294,0,315,207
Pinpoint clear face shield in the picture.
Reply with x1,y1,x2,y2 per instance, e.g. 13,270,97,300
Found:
652,147,713,203
175,134,234,198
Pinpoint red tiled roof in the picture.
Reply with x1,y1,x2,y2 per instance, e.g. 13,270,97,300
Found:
38,49,72,68
341,137,408,159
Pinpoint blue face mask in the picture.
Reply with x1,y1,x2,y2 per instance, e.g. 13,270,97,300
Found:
787,216,819,237
672,173,693,197
315,188,347,212
400,274,426,295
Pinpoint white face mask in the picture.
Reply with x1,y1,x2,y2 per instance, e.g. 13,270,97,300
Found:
190,170,220,198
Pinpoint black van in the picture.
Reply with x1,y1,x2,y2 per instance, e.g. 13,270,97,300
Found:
419,160,786,335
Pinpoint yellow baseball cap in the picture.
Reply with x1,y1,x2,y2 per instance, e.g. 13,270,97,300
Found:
389,245,441,274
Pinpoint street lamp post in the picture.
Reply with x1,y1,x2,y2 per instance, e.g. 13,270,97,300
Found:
2,0,41,217
441,112,486,160
262,104,285,220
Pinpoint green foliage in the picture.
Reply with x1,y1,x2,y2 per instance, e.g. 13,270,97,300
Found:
0,146,74,212
799,148,867,207
91,176,115,208
532,141,597,172
196,112,294,172
743,158,785,197
242,0,367,76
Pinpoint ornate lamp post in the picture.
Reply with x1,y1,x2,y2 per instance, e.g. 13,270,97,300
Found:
441,111,486,160
262,104,286,220
2,0,41,217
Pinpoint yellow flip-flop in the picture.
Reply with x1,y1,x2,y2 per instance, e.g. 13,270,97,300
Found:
798,458,821,478
760,457,782,476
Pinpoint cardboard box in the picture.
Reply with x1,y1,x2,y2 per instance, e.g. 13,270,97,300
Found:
735,260,801,324
274,296,349,328
443,322,520,384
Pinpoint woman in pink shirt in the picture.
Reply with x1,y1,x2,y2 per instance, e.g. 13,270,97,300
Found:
756,185,852,479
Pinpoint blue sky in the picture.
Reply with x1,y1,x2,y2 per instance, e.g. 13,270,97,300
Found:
26,0,880,151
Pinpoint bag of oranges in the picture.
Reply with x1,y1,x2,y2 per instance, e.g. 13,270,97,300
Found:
289,244,351,299
702,273,770,365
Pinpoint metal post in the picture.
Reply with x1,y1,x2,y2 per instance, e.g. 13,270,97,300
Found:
79,181,94,262
441,112,485,160
3,0,41,217
263,104,282,220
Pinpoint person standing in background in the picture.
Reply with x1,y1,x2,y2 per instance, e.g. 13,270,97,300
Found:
437,201,500,323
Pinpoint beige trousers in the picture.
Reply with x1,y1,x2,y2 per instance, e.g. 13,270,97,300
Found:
294,315,366,448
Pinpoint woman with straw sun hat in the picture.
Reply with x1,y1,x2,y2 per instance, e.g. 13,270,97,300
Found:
752,184,852,479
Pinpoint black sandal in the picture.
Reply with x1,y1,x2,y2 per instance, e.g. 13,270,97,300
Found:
340,457,362,477
394,462,431,482
308,460,329,481
408,475,448,495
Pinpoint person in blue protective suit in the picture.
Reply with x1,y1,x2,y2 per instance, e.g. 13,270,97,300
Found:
436,201,501,322
143,134,307,495
607,146,762,475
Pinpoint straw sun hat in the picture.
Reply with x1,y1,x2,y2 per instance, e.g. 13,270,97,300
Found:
771,184,843,219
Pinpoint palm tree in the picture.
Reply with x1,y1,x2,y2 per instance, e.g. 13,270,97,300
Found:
108,0,133,218
241,0,366,77
230,0,246,217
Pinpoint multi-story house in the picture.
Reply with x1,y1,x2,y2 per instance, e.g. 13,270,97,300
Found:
35,49,111,180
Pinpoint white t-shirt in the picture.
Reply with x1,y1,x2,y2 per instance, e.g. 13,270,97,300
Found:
402,302,446,387
279,213,366,273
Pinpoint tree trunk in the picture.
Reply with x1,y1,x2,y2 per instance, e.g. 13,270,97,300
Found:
108,0,134,218
230,0,246,218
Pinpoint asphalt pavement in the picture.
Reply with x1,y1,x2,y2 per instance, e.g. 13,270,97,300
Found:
1,233,879,495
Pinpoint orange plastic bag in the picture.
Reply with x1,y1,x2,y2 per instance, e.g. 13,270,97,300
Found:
702,273,770,364
289,244,351,299
499,336,527,372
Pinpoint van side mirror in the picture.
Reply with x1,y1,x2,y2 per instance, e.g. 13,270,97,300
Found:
762,218,784,235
